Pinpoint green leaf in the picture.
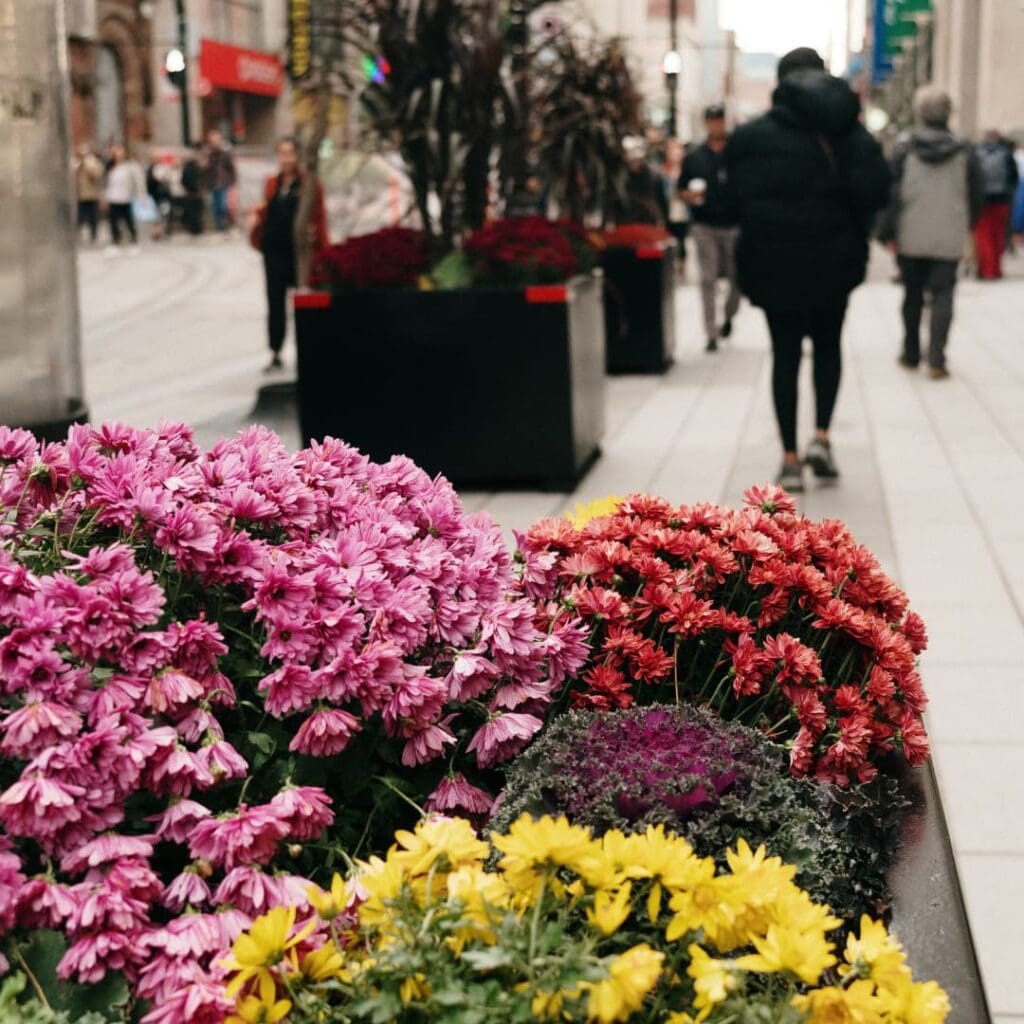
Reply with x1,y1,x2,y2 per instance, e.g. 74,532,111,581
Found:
247,731,276,756
460,947,515,971
431,250,473,290
16,931,129,1022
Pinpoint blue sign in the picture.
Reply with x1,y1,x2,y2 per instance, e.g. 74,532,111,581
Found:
871,0,894,82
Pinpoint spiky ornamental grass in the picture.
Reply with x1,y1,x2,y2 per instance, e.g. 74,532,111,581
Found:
490,705,907,923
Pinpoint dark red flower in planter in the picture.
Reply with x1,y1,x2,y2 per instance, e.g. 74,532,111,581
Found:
464,217,598,286
311,227,429,290
603,223,673,248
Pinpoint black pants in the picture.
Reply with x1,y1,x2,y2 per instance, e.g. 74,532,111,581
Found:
898,256,957,370
765,301,848,454
78,199,99,242
108,202,136,244
263,251,296,354
182,193,204,236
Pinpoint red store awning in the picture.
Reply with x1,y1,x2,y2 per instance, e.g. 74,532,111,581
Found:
198,38,284,97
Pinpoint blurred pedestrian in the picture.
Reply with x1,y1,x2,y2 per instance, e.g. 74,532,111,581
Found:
680,104,739,352
1012,141,1024,239
249,137,328,373
146,149,174,240
206,128,237,233
661,137,690,280
878,86,984,380
728,47,889,492
180,143,206,236
74,143,104,244
972,129,1019,279
104,144,144,252
615,137,667,226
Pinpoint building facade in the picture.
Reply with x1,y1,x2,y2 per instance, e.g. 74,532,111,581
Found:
66,0,289,152
67,0,154,149
547,0,736,141
871,0,1024,138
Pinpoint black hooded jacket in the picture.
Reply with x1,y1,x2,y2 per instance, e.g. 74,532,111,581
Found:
726,70,890,311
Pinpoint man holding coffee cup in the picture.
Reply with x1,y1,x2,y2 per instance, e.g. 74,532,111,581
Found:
679,104,740,352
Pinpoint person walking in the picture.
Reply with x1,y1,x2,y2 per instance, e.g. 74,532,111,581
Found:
727,47,889,493
206,128,237,233
74,143,104,244
661,138,690,280
680,104,740,352
104,144,144,252
615,137,667,226
146,150,174,241
878,87,984,380
972,130,1019,279
180,143,206,236
250,137,329,372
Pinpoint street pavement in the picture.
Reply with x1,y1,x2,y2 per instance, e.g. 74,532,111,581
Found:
80,236,1024,1021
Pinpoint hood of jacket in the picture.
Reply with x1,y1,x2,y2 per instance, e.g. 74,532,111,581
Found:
771,70,861,135
908,127,967,163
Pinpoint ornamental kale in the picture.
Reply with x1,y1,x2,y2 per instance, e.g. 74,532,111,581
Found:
491,706,906,923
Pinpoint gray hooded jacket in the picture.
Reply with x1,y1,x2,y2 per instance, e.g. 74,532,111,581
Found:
878,128,984,261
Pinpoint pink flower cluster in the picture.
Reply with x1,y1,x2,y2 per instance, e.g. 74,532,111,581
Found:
0,422,585,1021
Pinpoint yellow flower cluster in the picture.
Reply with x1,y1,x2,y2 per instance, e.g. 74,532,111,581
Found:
566,495,623,529
221,815,949,1024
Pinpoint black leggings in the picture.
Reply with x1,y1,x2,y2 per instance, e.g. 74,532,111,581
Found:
263,250,296,354
108,202,137,244
765,302,847,454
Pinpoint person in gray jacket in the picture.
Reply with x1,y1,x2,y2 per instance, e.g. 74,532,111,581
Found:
879,86,984,378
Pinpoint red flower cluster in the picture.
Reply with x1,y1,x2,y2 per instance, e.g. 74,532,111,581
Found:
464,217,596,286
311,227,429,290
602,223,672,248
516,486,931,785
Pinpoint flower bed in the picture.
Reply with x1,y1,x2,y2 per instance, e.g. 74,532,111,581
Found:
0,425,969,1024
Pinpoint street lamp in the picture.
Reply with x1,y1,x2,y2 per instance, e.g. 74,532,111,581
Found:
664,0,679,136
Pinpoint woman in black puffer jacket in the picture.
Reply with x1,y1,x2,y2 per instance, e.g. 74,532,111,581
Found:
727,48,889,492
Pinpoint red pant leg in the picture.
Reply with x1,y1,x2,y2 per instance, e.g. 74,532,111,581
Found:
975,203,1011,278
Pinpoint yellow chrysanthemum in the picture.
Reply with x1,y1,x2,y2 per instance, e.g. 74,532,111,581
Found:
792,980,886,1024
227,991,290,1024
734,921,837,986
356,854,409,928
300,942,349,982
665,869,737,948
491,815,603,894
221,906,316,997
306,873,352,922
586,943,664,1023
686,944,737,1020
566,496,622,529
390,816,490,877
842,915,909,987
876,977,951,1023
446,863,512,941
399,973,430,1005
587,883,633,936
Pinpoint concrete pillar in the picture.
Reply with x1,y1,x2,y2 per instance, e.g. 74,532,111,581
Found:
0,0,88,436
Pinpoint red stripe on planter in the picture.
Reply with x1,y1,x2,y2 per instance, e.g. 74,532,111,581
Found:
293,291,331,309
525,285,568,304
635,245,665,260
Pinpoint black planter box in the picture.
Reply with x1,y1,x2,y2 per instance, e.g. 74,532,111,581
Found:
601,241,676,374
889,760,992,1023
295,273,606,491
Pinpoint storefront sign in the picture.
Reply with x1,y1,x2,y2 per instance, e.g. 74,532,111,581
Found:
198,39,283,97
287,0,313,83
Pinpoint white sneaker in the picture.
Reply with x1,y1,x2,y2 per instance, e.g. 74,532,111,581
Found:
103,246,120,258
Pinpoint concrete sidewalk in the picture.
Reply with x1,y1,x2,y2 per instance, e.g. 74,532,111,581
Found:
80,240,1024,1020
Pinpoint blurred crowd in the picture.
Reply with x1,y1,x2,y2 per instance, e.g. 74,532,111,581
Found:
72,129,238,253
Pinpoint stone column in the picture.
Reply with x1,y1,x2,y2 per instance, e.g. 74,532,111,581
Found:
0,0,88,437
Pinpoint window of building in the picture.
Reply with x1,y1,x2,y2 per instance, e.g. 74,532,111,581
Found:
200,0,262,50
